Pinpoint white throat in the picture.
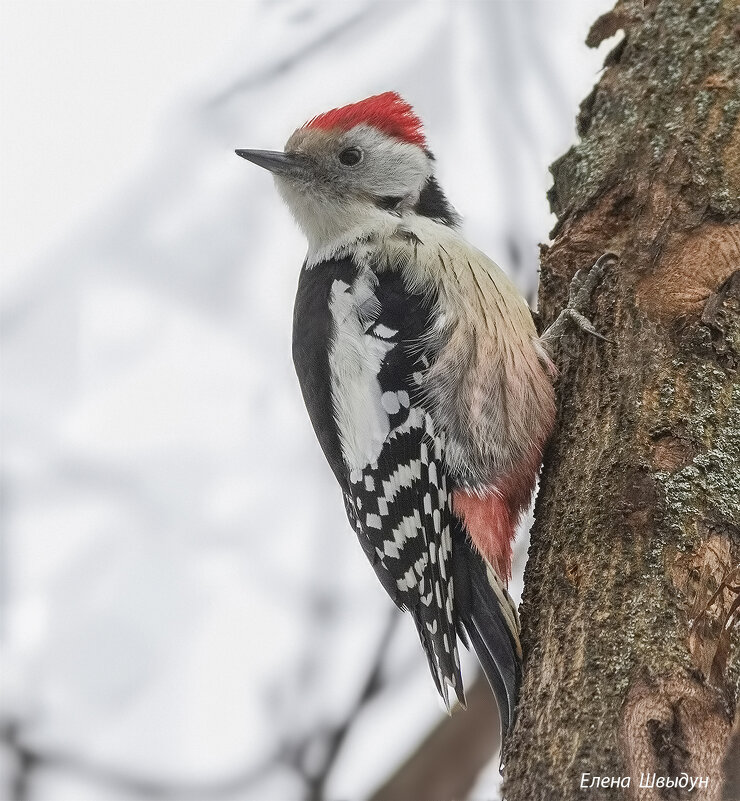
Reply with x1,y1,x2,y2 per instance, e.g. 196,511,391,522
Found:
277,182,404,267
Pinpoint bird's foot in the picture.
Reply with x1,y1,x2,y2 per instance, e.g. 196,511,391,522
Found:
540,252,618,354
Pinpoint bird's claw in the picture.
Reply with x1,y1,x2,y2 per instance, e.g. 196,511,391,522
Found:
561,308,610,341
540,252,618,352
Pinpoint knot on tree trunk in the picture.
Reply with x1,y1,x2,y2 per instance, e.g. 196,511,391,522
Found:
620,673,731,801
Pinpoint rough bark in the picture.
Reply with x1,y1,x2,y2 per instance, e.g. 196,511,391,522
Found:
503,1,740,800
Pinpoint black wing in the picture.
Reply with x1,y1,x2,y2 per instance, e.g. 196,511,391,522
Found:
345,406,522,730
344,407,464,707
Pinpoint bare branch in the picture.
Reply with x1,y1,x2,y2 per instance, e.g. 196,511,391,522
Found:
368,674,500,801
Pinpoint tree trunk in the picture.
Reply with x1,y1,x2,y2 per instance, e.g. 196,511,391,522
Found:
503,1,740,800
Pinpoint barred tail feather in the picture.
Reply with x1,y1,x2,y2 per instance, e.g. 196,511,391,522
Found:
411,605,465,710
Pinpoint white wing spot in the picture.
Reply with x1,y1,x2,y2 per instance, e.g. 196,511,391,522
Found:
384,539,400,558
381,391,401,414
433,509,441,534
414,555,428,576
374,324,397,339
381,461,418,501
400,566,416,590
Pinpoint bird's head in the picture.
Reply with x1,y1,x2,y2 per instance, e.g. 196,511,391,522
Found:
237,92,457,254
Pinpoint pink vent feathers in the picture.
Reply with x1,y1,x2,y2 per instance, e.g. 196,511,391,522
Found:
304,92,427,148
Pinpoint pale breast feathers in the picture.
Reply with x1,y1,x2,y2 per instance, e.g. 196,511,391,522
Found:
375,219,556,490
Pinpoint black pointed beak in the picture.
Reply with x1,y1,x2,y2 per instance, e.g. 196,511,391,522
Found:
235,149,308,178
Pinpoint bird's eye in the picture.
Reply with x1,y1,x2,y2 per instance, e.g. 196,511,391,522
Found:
339,147,363,166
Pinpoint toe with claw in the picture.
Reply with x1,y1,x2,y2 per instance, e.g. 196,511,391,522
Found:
540,252,618,354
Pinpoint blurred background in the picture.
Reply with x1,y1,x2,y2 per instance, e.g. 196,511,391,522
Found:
1,2,616,799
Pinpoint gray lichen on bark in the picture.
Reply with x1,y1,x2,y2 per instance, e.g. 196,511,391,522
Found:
549,0,740,224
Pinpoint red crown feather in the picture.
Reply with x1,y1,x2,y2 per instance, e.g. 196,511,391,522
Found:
304,92,427,147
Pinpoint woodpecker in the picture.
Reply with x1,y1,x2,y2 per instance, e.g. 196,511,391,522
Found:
236,92,603,739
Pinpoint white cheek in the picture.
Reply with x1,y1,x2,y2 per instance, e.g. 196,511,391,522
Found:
342,125,432,199
363,148,431,198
